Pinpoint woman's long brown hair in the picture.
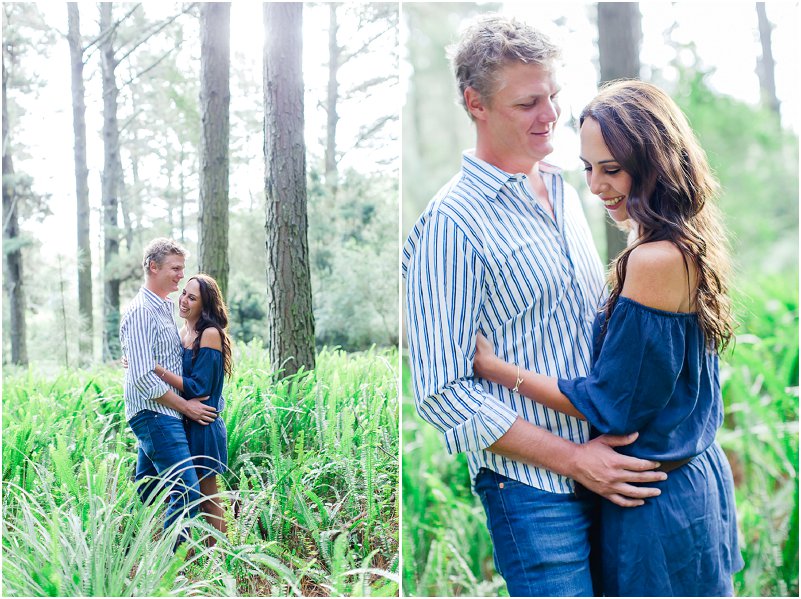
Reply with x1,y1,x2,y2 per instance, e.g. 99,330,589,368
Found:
580,80,734,352
188,274,233,377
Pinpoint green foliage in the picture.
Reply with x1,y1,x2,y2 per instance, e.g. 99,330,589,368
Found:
719,273,799,597
2,345,399,597
402,272,799,597
308,167,400,351
675,67,799,278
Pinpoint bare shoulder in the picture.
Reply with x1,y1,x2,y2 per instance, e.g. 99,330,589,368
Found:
199,326,223,350
621,241,690,312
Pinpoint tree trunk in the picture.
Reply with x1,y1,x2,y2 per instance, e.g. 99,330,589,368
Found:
2,59,28,365
755,3,780,117
597,2,641,263
100,2,122,361
324,3,340,183
263,2,316,377
68,2,94,363
198,2,230,297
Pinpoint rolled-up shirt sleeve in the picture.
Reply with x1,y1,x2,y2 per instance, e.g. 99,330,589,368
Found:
405,211,518,454
122,306,169,401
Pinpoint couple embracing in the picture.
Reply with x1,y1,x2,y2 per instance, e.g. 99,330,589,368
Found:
120,238,231,545
404,14,744,597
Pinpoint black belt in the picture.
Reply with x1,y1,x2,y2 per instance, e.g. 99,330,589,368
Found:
657,455,695,473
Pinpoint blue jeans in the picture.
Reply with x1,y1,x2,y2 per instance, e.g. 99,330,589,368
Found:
475,468,595,597
129,410,201,530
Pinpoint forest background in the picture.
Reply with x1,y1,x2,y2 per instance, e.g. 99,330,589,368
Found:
3,3,400,596
401,2,799,597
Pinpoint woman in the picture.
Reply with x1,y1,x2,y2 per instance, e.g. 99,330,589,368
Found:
473,80,743,596
155,273,232,540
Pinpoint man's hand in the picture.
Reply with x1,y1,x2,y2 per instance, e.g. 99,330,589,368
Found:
570,432,667,507
181,397,217,425
121,355,128,369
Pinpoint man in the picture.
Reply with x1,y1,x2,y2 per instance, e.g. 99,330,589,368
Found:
403,15,666,596
120,237,217,534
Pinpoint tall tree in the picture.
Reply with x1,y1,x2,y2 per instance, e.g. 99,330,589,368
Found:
755,3,780,118
67,2,93,362
263,3,316,376
2,58,28,366
198,2,230,296
325,3,340,182
596,2,642,262
99,2,124,360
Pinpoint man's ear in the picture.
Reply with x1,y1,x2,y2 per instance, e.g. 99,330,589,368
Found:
464,86,488,121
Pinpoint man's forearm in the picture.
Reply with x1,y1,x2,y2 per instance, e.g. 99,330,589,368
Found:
153,388,187,415
487,416,581,479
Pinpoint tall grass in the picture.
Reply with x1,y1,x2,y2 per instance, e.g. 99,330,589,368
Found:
401,273,799,597
2,344,399,597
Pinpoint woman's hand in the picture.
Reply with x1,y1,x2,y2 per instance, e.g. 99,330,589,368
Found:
473,333,498,378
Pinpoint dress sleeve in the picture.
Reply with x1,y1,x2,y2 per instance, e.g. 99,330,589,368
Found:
405,210,519,454
182,347,222,399
557,298,687,435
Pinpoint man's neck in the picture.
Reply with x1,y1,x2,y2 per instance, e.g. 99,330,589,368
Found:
474,147,538,177
144,280,170,301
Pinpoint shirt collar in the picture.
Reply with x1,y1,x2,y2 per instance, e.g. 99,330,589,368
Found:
461,151,562,200
141,286,173,309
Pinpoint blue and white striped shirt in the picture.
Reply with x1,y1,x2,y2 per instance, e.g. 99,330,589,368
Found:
402,152,606,493
120,286,184,421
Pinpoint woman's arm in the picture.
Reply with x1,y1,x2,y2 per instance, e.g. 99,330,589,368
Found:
473,334,586,420
154,363,184,392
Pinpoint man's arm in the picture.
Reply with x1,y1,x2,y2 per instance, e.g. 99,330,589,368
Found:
122,306,216,424
489,418,666,507
123,306,173,400
406,210,518,453
154,387,217,425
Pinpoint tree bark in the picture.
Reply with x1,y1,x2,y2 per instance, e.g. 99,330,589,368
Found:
755,3,780,117
325,3,340,182
263,2,316,377
597,2,641,262
67,2,94,362
2,59,29,366
198,2,230,296
100,2,122,360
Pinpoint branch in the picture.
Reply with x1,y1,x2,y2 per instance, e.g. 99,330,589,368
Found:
116,2,197,66
340,23,394,65
345,74,396,97
120,43,181,88
82,3,141,55
339,114,396,161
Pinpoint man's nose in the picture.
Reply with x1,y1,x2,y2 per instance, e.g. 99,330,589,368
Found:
539,98,558,123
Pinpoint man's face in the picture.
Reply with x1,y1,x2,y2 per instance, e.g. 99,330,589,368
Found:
149,254,185,296
471,62,561,173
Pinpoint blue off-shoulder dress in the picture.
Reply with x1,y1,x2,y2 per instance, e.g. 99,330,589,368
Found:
182,346,228,476
558,297,743,597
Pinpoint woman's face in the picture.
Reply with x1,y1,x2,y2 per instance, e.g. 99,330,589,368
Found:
579,117,633,223
179,278,203,321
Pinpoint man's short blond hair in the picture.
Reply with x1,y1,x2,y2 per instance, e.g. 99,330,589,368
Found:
448,14,560,119
142,237,187,275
